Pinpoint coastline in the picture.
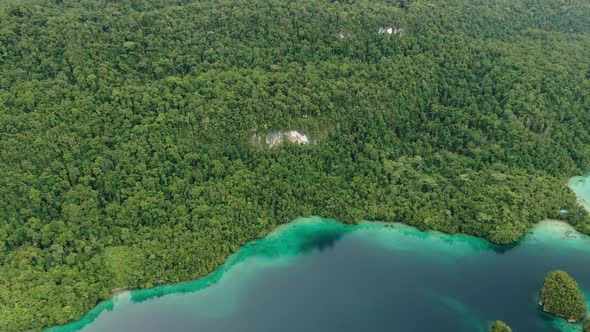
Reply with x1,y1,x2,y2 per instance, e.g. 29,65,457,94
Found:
43,175,590,332
46,217,590,332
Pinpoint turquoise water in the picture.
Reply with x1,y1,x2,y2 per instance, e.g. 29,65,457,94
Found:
570,176,590,211
45,178,590,332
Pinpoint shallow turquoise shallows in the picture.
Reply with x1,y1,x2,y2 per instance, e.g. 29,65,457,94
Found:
570,175,590,211
46,177,590,332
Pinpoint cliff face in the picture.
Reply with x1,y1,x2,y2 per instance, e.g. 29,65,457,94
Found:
264,131,310,146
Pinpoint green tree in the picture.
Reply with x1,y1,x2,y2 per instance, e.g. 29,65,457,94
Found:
540,270,587,322
1,0,590,330
489,320,512,332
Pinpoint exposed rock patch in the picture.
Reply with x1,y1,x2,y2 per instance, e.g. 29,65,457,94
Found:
266,130,309,146
379,26,404,36
253,131,310,147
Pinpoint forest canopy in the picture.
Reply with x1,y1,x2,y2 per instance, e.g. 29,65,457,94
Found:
1,0,590,330
540,270,587,322
489,320,512,332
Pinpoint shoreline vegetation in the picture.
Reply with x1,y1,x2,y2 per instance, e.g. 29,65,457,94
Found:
102,216,583,298
2,0,590,330
47,217,590,332
98,213,586,299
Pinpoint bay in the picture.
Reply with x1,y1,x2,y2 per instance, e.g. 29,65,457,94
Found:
46,177,590,332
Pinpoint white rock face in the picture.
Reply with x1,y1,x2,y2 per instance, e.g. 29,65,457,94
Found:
285,131,309,144
378,27,404,35
264,131,310,146
265,131,283,145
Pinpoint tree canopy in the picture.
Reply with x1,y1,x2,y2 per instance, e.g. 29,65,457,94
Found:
540,270,587,322
489,320,512,332
1,0,590,330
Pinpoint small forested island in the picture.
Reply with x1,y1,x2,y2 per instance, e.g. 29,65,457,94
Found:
585,319,590,332
539,270,587,322
489,320,512,332
2,0,590,330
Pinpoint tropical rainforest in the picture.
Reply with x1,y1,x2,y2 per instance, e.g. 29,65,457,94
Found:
1,0,590,330
540,270,587,322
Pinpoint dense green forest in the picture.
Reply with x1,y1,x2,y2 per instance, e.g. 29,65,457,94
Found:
1,0,590,330
540,270,587,322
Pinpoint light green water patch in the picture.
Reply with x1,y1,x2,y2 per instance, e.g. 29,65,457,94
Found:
569,175,590,210
547,313,587,332
521,220,590,253
358,219,590,259
355,221,493,257
422,290,487,332
548,317,582,332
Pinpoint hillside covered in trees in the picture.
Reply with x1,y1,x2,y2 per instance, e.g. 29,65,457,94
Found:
1,0,590,330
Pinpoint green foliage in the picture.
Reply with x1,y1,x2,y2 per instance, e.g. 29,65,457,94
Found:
540,270,587,322
584,318,590,332
0,0,590,330
490,223,522,245
489,320,512,332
